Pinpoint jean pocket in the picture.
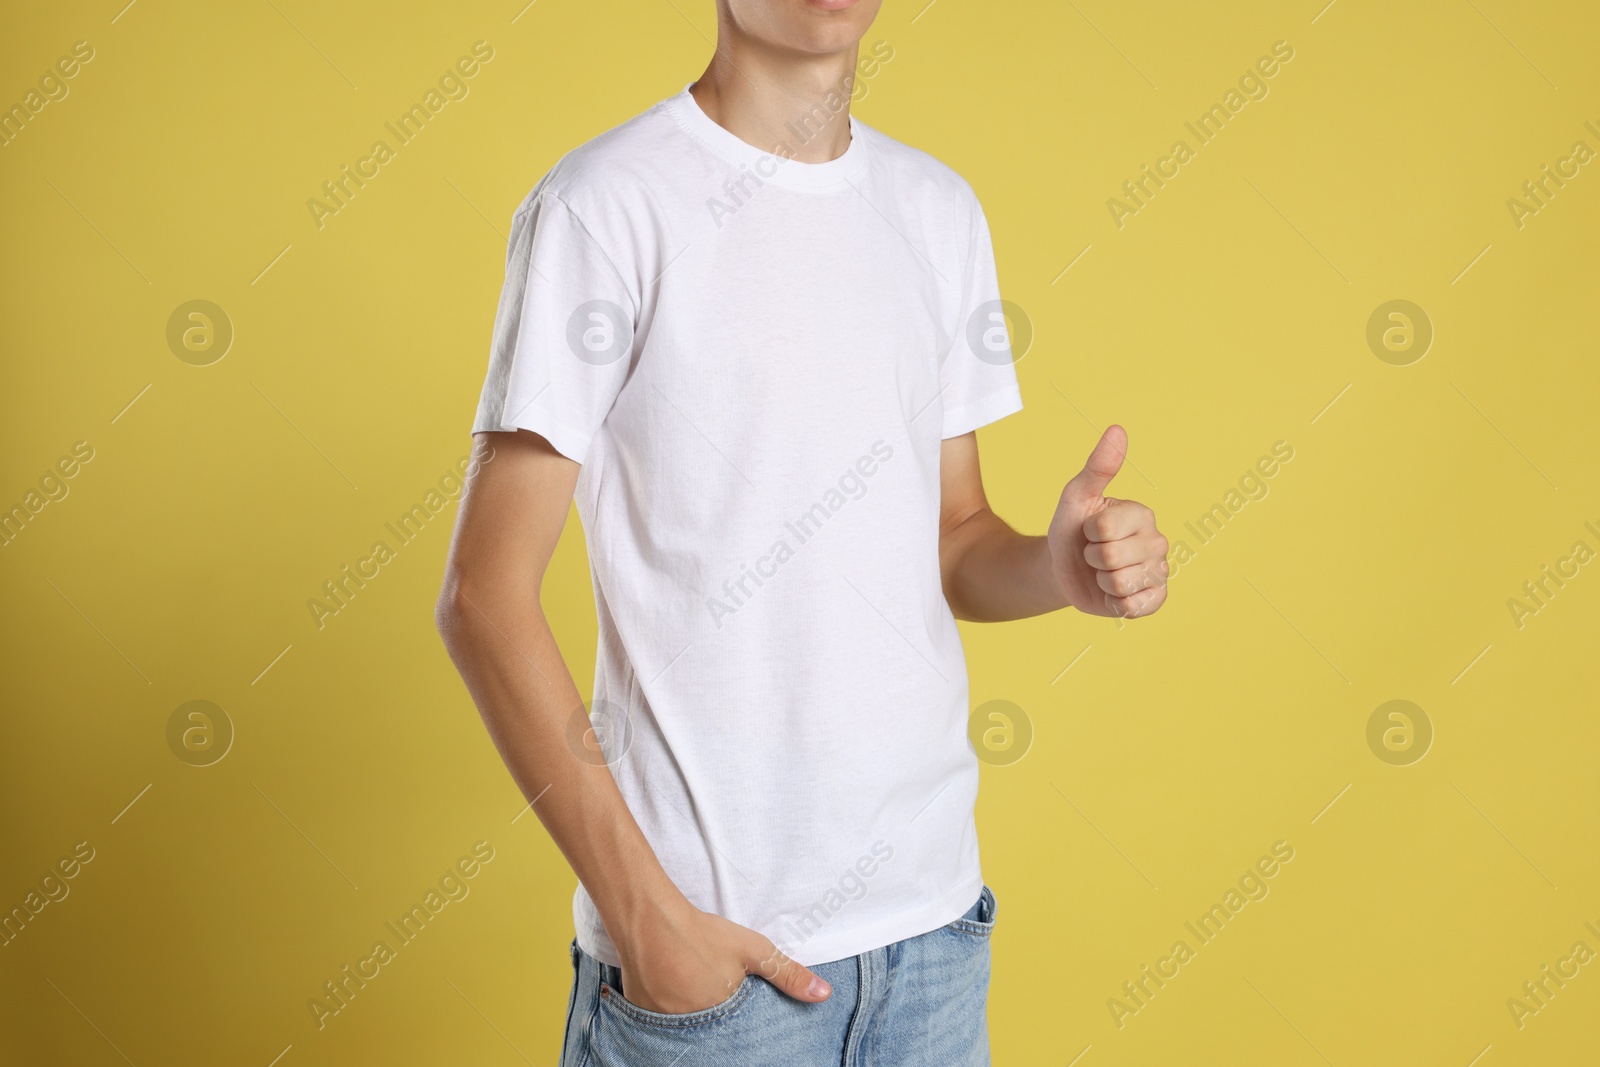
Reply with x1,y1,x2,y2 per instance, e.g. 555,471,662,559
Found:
944,884,998,938
599,974,758,1031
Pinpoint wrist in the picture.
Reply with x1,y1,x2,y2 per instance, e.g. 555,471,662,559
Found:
1036,534,1074,612
594,869,695,948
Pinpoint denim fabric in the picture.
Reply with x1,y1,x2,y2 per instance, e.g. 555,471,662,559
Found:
558,885,996,1066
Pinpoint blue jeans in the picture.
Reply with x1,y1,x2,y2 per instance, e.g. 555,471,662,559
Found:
558,885,996,1066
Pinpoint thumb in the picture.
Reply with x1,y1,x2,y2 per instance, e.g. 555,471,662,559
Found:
751,943,831,1003
1063,425,1128,504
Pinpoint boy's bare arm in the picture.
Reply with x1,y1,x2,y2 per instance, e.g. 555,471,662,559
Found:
938,425,1169,623
435,429,830,1014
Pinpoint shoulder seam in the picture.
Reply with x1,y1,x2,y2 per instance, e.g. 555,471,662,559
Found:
543,191,641,321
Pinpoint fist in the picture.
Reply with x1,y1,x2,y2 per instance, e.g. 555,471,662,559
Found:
1048,426,1168,619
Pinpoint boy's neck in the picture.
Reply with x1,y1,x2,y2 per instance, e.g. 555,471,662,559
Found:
689,41,858,165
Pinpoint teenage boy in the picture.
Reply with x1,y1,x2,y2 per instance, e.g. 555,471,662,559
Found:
436,1,1168,1063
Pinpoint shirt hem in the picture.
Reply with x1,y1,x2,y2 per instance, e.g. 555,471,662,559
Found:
472,405,593,464
942,386,1024,439
783,874,987,966
574,873,986,970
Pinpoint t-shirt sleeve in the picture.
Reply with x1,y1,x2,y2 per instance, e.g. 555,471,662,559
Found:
470,189,637,463
938,201,1025,439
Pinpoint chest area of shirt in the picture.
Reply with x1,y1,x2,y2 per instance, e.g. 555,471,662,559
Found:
644,198,955,382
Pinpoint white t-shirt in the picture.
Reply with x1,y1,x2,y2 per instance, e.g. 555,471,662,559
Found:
472,85,1023,966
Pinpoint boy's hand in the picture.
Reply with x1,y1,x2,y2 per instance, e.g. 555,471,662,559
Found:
615,900,831,1014
1048,425,1169,619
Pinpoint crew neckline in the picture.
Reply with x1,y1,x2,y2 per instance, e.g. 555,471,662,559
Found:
665,83,870,192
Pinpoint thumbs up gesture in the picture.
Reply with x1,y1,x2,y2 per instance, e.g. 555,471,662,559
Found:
1048,426,1169,618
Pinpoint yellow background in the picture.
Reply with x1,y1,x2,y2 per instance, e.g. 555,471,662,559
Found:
3,0,1597,1063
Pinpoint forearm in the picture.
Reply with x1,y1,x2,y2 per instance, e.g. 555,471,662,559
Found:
940,507,1070,622
436,587,685,938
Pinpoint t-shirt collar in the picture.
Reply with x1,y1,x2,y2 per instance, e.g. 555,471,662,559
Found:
666,83,869,192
